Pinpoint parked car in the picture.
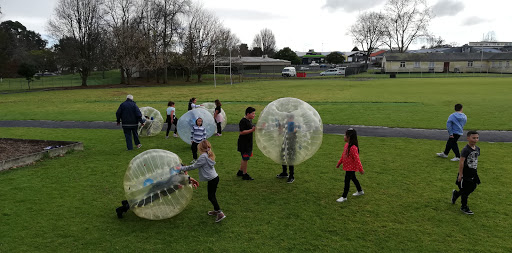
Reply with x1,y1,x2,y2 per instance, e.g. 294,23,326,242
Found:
319,64,327,68
320,68,345,76
282,67,296,77
300,66,310,70
309,61,319,67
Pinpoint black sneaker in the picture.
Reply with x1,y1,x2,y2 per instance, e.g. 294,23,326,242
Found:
287,176,295,183
236,170,243,177
451,190,459,204
116,207,124,218
242,173,254,180
276,172,289,178
460,206,474,215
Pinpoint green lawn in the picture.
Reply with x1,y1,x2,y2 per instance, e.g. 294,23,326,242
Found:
1,77,511,130
1,127,510,252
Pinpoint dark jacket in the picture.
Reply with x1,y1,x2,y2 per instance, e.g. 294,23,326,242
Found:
116,99,144,127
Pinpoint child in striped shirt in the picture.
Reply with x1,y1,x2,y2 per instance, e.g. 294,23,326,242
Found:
190,117,207,164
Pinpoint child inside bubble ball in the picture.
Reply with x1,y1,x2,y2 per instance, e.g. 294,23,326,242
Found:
276,114,298,183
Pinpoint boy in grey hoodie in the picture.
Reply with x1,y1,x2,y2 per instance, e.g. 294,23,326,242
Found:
179,140,226,223
437,104,467,161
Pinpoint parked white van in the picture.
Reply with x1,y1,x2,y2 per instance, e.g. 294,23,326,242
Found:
282,67,296,77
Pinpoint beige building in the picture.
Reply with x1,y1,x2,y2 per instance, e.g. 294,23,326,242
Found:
383,53,512,73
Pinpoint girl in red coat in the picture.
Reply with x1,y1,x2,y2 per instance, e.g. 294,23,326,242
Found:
336,128,364,203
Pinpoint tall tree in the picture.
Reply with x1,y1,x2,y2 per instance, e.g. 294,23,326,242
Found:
326,52,345,64
252,28,276,57
239,43,250,57
274,47,300,65
384,0,432,52
348,11,386,63
47,0,104,86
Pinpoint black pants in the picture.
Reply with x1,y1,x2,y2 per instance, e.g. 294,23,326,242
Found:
122,126,140,150
342,171,362,198
166,116,178,136
191,142,199,159
215,121,222,134
444,134,461,158
208,176,221,211
282,165,294,177
454,178,477,207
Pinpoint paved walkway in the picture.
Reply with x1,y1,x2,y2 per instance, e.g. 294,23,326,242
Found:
1,120,511,143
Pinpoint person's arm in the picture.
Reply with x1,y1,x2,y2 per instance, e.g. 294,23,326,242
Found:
239,126,255,135
202,128,207,140
191,127,195,143
170,110,174,123
180,155,206,171
351,146,364,174
336,155,343,168
458,157,465,182
446,115,453,137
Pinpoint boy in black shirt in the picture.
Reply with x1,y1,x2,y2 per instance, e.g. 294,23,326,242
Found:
237,107,256,180
451,131,480,215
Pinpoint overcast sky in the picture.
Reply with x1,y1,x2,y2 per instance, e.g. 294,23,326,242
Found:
1,0,511,52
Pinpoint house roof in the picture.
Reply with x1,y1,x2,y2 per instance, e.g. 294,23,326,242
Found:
383,52,512,62
370,50,387,57
219,56,291,66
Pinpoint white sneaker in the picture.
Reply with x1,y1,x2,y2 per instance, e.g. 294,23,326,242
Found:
173,133,178,137
352,191,364,196
436,152,448,158
336,197,347,203
165,136,169,139
450,157,460,162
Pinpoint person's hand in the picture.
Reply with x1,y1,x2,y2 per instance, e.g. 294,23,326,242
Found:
175,165,181,171
190,177,199,189
252,126,256,132
336,165,340,169
360,170,365,175
458,174,462,182
449,135,454,138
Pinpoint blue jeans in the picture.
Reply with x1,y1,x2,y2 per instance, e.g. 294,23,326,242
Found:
123,127,140,150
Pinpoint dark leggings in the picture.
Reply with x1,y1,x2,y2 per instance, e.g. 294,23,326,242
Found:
281,165,295,177
191,142,199,159
444,134,461,157
216,121,222,134
166,116,177,136
454,179,477,207
342,171,362,198
208,176,221,211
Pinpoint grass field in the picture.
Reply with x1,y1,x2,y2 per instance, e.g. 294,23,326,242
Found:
1,77,511,130
1,77,511,252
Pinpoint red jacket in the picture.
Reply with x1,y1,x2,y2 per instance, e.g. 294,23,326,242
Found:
337,143,364,172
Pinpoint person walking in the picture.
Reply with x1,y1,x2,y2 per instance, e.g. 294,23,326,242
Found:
437,104,467,161
116,94,145,150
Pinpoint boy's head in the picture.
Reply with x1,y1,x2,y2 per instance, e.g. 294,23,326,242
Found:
454,104,463,112
467,130,479,145
245,107,256,119
168,101,175,106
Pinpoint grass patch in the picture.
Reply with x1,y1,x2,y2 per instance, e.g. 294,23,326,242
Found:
1,77,511,130
0,127,511,252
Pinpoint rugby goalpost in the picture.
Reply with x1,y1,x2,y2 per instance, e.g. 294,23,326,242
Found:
213,49,233,87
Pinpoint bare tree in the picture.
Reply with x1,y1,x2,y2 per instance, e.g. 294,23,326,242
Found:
384,0,432,52
252,28,276,56
47,0,104,86
181,4,225,82
482,31,497,42
348,11,386,63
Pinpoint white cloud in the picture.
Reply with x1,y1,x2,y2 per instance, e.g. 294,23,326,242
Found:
322,0,386,13
212,8,284,21
462,16,489,26
432,0,464,17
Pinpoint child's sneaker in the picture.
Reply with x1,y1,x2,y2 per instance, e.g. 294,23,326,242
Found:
450,157,460,162
237,170,243,177
217,133,222,136
276,172,288,178
137,144,142,149
207,210,219,216
165,136,169,139
451,189,459,204
215,212,226,222
352,190,364,196
436,152,448,158
287,176,295,183
173,133,178,137
460,206,474,215
242,173,254,180
336,197,347,203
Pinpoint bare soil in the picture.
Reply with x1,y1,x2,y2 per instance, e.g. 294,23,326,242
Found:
0,139,68,161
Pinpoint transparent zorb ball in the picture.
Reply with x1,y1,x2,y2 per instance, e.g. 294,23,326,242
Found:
255,97,323,166
123,149,193,220
177,108,216,145
138,107,164,137
202,102,227,131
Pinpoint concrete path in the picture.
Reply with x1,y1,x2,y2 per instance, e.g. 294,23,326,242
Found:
1,120,511,143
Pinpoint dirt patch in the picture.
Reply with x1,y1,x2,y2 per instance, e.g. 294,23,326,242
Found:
0,139,70,161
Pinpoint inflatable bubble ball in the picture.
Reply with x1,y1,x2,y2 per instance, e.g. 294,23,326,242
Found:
202,102,227,131
177,108,216,145
255,97,323,166
138,107,164,137
123,149,193,220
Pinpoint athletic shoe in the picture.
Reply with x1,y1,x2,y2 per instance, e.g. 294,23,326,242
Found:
165,136,169,139
237,170,243,177
190,159,196,164
460,206,474,215
216,212,226,223
173,133,178,137
276,172,289,178
217,133,222,136
450,157,460,162
336,197,347,203
242,173,254,180
287,176,295,183
136,144,142,149
352,191,364,196
208,210,219,216
436,152,448,158
451,189,459,204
